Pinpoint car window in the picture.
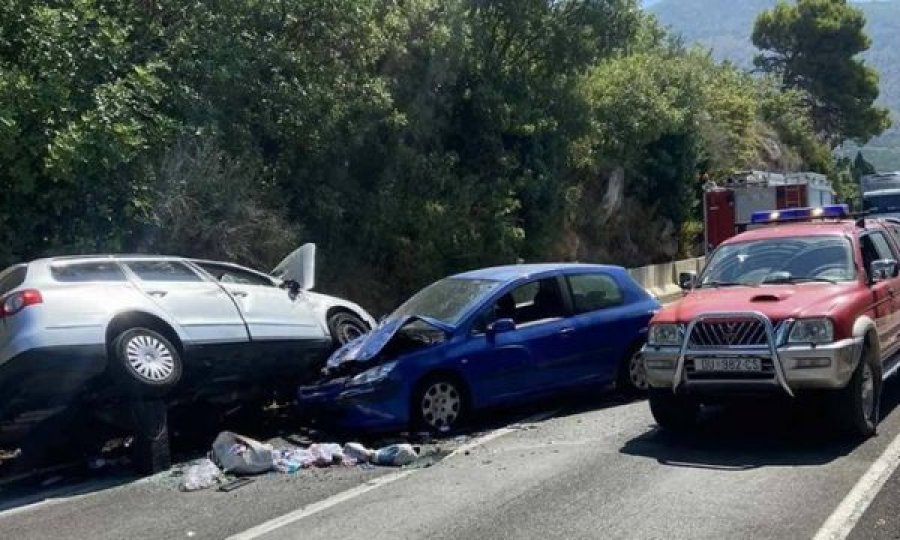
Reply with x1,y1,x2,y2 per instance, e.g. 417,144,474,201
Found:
0,265,27,296
886,224,900,247
473,278,567,332
871,231,896,259
51,261,126,282
391,278,501,325
196,263,274,287
700,235,855,285
567,274,623,313
126,261,202,282
861,232,895,274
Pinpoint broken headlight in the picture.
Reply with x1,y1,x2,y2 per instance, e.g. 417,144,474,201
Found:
347,361,398,386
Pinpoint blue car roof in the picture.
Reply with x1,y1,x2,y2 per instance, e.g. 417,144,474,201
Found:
452,263,625,283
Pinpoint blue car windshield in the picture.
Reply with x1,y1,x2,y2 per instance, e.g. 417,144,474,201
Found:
390,278,501,326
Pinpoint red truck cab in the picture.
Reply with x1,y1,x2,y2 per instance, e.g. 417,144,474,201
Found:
643,205,900,437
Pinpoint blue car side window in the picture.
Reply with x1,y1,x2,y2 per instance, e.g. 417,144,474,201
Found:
567,273,624,314
472,278,567,333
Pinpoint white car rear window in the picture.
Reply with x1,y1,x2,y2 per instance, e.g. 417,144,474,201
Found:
51,262,126,282
126,261,203,282
0,265,27,296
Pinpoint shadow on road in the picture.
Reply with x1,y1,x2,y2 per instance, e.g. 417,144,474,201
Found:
619,379,900,471
0,382,642,512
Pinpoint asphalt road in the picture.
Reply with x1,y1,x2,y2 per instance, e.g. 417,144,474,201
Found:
4,384,900,540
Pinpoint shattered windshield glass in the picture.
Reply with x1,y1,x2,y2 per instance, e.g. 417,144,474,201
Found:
390,278,501,325
700,236,855,287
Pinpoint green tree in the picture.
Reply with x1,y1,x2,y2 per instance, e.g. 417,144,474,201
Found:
752,0,891,147
852,150,876,178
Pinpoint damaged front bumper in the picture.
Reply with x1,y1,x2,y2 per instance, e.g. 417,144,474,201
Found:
296,377,411,432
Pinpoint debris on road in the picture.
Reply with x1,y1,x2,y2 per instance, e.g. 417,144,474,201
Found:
342,442,374,463
217,477,254,492
272,443,350,472
175,432,432,491
180,459,222,492
211,431,274,475
373,444,417,466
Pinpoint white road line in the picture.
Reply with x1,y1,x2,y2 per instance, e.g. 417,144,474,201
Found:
813,429,900,540
227,409,559,540
227,470,417,540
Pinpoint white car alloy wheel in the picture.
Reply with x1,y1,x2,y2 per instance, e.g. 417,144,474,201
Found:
421,381,462,431
629,351,649,391
125,333,177,383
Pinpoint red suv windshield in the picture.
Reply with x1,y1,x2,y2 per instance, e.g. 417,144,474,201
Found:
699,235,855,288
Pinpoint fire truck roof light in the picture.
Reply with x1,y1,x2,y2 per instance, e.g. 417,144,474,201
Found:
750,204,850,224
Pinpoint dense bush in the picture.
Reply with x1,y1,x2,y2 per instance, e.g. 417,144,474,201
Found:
0,0,858,313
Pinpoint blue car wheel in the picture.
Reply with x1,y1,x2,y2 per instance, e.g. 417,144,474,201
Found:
413,377,467,432
617,342,648,395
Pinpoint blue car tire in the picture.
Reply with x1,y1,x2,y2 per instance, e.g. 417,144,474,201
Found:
412,375,468,432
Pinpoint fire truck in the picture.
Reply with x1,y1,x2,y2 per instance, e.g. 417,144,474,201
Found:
703,170,835,252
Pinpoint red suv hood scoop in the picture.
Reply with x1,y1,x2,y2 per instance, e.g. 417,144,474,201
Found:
749,293,788,303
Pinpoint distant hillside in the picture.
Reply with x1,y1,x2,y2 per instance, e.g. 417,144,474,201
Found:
649,0,900,171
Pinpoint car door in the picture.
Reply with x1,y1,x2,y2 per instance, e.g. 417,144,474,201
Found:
461,276,576,404
192,261,327,342
860,231,900,356
563,271,638,385
122,259,248,344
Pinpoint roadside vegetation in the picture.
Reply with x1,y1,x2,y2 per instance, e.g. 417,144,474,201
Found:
0,0,888,313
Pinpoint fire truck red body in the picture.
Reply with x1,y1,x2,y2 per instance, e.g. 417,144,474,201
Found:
703,171,835,252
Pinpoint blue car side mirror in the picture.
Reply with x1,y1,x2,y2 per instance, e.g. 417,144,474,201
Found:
487,318,516,336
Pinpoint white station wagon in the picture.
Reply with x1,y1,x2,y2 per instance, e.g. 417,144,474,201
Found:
0,244,374,432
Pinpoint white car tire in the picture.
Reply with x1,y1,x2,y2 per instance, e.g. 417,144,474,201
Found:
327,311,369,346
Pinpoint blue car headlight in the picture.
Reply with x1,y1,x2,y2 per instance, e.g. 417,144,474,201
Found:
347,361,398,386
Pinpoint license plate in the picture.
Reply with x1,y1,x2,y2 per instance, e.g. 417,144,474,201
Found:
694,358,762,372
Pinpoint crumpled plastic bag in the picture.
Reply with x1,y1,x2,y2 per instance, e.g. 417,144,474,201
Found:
373,444,418,467
308,443,344,466
180,458,222,491
211,431,274,475
273,448,309,473
273,443,350,472
343,442,374,463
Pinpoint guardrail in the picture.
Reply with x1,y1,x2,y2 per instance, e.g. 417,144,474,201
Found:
628,256,705,301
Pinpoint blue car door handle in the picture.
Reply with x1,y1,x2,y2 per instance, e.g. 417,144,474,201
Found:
560,327,575,337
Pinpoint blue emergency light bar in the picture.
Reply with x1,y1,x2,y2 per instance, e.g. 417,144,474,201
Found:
750,204,850,225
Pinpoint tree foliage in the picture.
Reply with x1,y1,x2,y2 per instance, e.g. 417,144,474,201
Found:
0,0,855,312
752,0,891,146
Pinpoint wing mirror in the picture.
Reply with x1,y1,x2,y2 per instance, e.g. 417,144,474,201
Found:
486,318,516,338
678,272,697,290
870,259,899,283
280,279,302,298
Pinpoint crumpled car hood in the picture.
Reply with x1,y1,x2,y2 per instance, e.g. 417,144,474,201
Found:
325,315,455,370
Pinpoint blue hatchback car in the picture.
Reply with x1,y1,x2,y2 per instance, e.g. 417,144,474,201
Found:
297,264,660,432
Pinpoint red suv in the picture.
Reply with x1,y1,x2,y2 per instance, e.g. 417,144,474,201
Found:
643,205,900,438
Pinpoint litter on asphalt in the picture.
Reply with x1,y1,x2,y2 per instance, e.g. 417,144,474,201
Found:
373,444,418,466
211,431,274,475
180,459,222,491
180,432,423,490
